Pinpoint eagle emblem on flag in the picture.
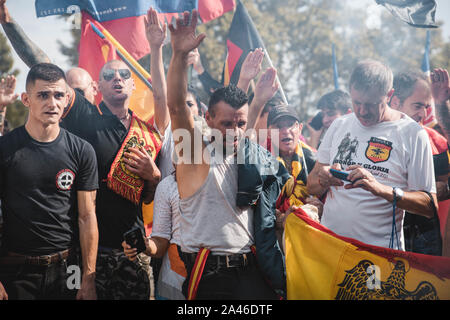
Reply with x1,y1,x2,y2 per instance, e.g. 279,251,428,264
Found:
335,259,438,300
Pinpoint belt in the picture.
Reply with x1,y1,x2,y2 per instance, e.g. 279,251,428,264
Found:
0,249,71,266
182,251,254,269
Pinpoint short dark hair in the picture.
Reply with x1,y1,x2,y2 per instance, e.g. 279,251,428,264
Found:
317,89,352,114
392,71,430,105
208,85,248,116
26,63,66,92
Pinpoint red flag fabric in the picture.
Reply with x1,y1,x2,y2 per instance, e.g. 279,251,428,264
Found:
199,0,236,22
78,16,118,105
80,12,149,62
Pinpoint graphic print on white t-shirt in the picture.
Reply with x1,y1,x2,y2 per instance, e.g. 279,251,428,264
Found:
333,132,359,165
331,131,394,182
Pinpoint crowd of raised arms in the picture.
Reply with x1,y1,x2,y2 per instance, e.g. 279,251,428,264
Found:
0,2,449,300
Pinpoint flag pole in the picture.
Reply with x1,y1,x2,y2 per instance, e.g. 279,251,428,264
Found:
332,43,339,90
421,30,431,76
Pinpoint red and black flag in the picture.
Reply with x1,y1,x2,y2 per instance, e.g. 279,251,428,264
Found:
223,0,264,85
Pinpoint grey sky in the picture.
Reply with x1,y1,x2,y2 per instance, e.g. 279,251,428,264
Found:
1,0,450,93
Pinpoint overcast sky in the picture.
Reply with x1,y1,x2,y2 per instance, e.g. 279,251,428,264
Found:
2,0,450,93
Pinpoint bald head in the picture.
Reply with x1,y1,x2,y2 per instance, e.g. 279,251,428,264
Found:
66,67,98,104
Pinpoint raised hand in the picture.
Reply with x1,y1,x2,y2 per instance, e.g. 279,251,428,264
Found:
0,75,19,106
254,67,279,105
431,68,450,105
187,48,205,74
240,48,264,82
168,10,206,55
144,7,167,49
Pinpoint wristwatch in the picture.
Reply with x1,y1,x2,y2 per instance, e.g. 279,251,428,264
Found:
393,187,404,202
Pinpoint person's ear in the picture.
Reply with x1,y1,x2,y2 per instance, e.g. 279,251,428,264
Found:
92,81,99,96
205,110,213,122
21,92,31,109
298,122,303,133
390,95,401,110
387,88,395,100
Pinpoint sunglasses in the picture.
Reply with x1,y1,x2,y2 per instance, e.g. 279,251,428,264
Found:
102,68,131,81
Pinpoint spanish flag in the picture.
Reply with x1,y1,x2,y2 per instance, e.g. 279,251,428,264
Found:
285,208,450,300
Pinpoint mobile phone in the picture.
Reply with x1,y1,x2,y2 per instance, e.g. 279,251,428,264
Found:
123,227,146,254
330,168,351,182
309,111,323,130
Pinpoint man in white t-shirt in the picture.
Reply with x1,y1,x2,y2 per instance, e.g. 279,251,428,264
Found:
307,59,438,250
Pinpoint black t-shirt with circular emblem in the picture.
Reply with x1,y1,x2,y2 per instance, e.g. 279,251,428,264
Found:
0,126,98,255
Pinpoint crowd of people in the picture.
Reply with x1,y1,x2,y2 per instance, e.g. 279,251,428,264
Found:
0,2,449,300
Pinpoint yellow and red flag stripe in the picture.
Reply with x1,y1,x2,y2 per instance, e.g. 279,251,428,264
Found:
187,248,211,300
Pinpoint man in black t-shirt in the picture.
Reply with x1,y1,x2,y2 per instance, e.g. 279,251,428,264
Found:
0,63,99,300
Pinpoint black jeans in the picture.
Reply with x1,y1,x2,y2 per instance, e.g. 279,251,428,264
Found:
182,254,279,300
404,212,442,256
0,257,77,300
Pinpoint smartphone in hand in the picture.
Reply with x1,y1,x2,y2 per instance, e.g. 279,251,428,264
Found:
123,227,146,254
329,168,351,182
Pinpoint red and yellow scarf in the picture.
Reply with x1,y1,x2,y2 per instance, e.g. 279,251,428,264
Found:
107,113,162,204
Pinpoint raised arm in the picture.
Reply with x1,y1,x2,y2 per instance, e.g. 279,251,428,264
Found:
247,67,279,131
76,190,98,300
188,49,222,95
237,48,264,94
0,0,51,67
145,8,169,133
167,10,207,199
431,68,450,140
0,75,18,135
167,10,205,132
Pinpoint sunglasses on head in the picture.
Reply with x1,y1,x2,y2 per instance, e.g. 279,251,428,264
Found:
102,68,131,81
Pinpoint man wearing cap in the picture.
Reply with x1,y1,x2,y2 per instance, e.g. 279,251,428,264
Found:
266,105,320,216
307,59,437,250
